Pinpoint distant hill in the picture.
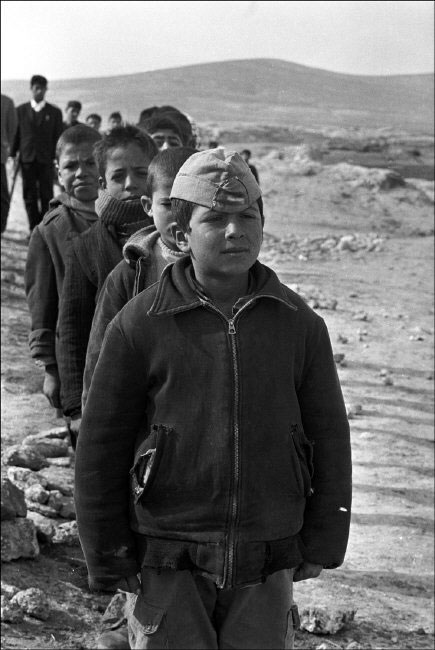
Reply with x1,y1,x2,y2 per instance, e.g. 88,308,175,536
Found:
2,58,433,134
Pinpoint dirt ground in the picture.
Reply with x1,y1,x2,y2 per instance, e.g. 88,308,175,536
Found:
1,151,434,649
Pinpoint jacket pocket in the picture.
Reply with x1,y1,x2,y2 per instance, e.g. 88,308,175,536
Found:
290,424,314,497
130,424,172,504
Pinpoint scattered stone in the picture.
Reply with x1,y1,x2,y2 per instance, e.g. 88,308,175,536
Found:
300,607,355,634
3,445,49,471
11,588,49,621
333,353,346,365
24,426,69,441
22,437,70,458
26,511,57,544
347,404,362,419
346,642,368,649
352,311,370,321
101,592,128,629
382,376,394,386
47,491,76,519
24,483,50,505
337,334,349,344
1,518,39,561
25,501,59,519
46,456,72,468
6,466,47,491
1,583,20,598
409,334,425,341
315,643,342,650
426,373,434,381
36,466,74,496
1,595,24,623
379,368,389,376
52,520,80,546
359,431,375,440
1,477,27,520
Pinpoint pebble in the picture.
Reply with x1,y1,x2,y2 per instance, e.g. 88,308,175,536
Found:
347,404,362,419
359,431,375,440
337,334,349,344
11,588,49,621
382,376,394,386
333,353,346,365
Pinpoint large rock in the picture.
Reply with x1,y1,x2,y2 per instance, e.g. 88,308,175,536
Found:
26,511,57,544
24,483,50,505
25,501,59,519
24,426,69,441
3,445,49,471
1,477,27,520
1,518,39,561
36,465,74,496
22,437,70,458
1,594,24,623
11,588,49,621
52,520,80,546
299,607,356,634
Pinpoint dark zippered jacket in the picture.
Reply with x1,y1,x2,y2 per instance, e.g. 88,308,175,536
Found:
75,257,352,591
25,193,97,367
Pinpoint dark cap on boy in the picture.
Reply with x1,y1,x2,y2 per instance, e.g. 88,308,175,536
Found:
170,148,261,213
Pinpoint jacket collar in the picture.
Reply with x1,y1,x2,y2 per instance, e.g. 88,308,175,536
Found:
121,224,159,264
148,257,298,317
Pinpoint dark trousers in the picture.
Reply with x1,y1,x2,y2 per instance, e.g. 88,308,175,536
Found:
1,163,10,233
21,160,54,231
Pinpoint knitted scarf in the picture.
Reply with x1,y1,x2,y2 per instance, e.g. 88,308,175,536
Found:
73,190,152,292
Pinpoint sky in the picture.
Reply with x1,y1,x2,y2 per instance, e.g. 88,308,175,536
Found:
1,0,434,81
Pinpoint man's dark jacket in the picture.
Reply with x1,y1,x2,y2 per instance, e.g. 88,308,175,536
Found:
75,257,352,592
12,101,63,163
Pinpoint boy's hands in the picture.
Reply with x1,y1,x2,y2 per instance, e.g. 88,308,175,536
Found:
43,365,61,409
116,574,141,595
293,562,323,582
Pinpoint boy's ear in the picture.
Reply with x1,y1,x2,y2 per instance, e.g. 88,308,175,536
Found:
98,176,106,189
140,195,152,216
56,164,64,189
171,225,190,253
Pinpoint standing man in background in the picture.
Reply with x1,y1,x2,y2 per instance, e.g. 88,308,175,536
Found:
12,75,63,234
1,93,18,234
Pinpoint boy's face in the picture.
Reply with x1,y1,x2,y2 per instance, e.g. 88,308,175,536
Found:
109,117,122,130
57,142,99,202
86,117,101,131
141,176,176,249
150,129,183,150
176,201,263,280
66,106,80,124
101,143,152,201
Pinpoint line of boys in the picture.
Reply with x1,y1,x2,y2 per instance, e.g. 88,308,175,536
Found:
24,114,351,648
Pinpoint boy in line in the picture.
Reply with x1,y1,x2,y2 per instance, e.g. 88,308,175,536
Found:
82,146,196,412
57,125,157,444
25,124,101,417
75,148,352,649
86,113,102,132
63,100,82,129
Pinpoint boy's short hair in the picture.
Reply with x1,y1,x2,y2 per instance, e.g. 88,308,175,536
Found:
140,110,193,147
171,196,264,233
93,124,158,177
86,113,102,123
30,74,47,87
55,124,102,160
109,111,122,121
144,147,197,197
66,100,82,111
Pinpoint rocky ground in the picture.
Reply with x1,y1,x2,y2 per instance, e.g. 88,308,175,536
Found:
1,141,434,649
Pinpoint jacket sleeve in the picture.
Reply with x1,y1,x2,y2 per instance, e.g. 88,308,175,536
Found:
57,246,96,417
75,317,148,591
25,226,58,367
82,267,132,410
297,317,352,569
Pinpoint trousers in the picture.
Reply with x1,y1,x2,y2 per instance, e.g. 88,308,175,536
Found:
125,567,298,649
21,160,54,231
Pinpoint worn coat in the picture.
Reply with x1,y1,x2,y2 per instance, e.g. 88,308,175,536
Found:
25,193,98,367
75,257,352,592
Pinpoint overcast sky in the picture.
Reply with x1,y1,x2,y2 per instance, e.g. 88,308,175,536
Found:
1,0,434,81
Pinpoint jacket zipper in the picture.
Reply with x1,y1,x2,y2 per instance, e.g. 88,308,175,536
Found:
201,302,240,589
